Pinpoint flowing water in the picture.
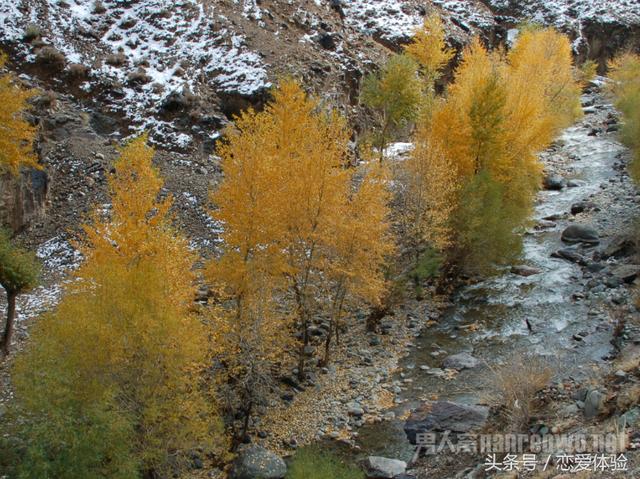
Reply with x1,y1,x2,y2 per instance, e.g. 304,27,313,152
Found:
348,86,631,464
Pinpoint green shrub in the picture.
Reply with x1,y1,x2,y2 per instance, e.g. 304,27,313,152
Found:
286,447,363,479
609,54,640,182
0,396,139,479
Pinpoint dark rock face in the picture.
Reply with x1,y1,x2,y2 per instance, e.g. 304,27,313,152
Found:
561,224,600,245
230,446,287,479
404,401,488,445
603,236,636,259
0,169,49,233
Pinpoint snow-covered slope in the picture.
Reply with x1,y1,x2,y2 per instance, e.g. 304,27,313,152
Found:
1,0,270,146
0,0,639,149
487,0,640,28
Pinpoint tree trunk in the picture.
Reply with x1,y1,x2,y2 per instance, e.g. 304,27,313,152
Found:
297,320,308,382
322,319,333,366
1,290,16,356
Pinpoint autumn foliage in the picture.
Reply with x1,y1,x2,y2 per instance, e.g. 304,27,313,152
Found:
405,27,582,274
207,80,393,433
609,52,640,181
0,52,38,175
5,137,224,477
0,20,593,477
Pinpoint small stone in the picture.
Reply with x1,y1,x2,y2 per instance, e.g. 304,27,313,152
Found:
348,403,364,417
363,456,407,479
511,264,542,276
584,389,605,419
442,352,480,370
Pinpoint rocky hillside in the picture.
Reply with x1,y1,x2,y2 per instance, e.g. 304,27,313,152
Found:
1,0,638,153
0,0,639,270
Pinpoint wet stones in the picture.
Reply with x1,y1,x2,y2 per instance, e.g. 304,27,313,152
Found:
603,236,637,259
610,264,640,284
551,248,588,266
511,265,542,276
404,401,489,445
561,224,600,245
543,174,566,190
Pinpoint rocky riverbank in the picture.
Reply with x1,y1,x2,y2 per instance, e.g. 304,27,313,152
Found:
221,80,640,479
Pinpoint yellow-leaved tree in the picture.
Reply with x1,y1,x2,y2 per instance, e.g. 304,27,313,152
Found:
208,79,393,402
206,98,291,449
406,28,582,275
608,53,640,180
405,13,455,86
361,54,424,162
5,136,224,478
0,52,38,175
320,163,394,365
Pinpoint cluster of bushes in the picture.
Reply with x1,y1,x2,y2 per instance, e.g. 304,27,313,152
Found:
0,18,590,479
609,53,640,180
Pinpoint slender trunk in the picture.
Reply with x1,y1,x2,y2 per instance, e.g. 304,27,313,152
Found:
322,284,342,366
1,291,17,356
379,121,389,163
297,322,308,382
237,400,253,449
322,319,333,367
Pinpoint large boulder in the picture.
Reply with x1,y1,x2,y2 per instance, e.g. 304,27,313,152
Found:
442,352,480,370
230,446,287,479
404,401,488,445
561,224,600,245
363,456,407,479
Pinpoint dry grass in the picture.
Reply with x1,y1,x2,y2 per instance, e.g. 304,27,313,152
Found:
105,52,126,67
485,355,554,432
67,63,89,79
35,47,65,70
22,24,41,42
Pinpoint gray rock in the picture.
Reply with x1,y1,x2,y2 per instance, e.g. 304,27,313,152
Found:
511,265,542,276
570,202,586,215
404,401,489,444
543,174,566,190
363,456,407,478
619,407,640,428
0,170,49,233
551,248,588,265
442,352,480,370
584,389,605,419
611,264,640,284
567,179,586,187
603,237,636,259
561,224,600,245
348,402,364,417
230,446,287,479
